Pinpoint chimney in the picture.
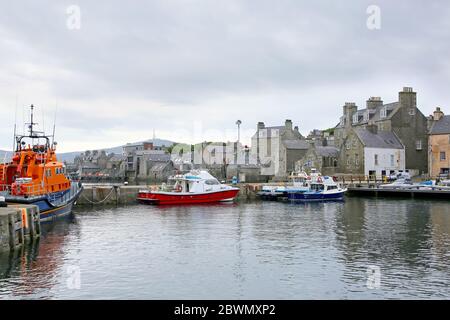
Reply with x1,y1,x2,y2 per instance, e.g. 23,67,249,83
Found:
399,87,417,109
366,97,383,110
366,122,378,134
433,107,444,121
343,102,357,128
285,119,293,131
257,122,265,130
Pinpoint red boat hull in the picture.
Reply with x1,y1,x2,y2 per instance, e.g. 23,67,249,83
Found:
137,189,240,205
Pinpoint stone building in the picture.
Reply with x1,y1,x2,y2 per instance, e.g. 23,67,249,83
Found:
295,144,339,175
334,87,428,175
428,107,450,178
338,125,405,177
251,119,308,177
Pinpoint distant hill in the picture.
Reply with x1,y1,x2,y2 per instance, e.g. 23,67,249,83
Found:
0,138,175,164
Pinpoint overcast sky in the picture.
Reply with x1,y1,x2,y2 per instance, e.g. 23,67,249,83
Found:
0,0,449,152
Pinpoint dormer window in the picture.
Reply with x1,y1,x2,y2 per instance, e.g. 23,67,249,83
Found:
380,107,387,118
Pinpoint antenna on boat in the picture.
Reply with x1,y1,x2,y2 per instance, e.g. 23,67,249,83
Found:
12,95,18,151
51,102,58,147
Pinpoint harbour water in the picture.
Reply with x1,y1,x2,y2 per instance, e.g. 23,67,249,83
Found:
0,198,449,299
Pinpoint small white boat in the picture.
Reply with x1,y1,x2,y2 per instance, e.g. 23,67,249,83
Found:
287,169,347,202
257,172,309,200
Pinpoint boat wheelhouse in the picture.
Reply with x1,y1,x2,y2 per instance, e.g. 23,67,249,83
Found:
287,169,347,202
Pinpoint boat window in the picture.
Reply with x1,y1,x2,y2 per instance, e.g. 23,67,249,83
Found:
205,179,220,185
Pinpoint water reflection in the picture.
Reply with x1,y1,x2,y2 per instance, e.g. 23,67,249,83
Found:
0,217,78,299
0,199,449,299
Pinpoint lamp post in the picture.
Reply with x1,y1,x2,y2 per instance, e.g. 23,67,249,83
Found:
235,120,242,183
236,120,242,142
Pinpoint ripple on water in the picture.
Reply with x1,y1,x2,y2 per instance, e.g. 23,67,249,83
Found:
0,198,449,299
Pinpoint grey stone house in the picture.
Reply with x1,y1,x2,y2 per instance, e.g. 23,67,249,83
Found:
250,119,308,177
334,87,428,175
296,145,339,175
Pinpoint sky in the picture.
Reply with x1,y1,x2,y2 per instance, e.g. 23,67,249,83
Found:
0,0,449,152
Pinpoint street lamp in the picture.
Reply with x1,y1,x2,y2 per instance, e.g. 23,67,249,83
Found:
236,120,242,143
235,120,242,183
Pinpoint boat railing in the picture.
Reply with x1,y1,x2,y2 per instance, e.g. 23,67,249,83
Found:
48,182,82,206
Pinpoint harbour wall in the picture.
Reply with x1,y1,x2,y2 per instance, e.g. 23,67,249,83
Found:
76,183,266,205
0,205,41,252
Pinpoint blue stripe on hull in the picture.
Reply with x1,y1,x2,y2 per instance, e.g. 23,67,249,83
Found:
288,191,345,202
40,202,74,223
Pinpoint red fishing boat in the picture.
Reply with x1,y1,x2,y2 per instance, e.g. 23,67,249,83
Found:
137,170,240,205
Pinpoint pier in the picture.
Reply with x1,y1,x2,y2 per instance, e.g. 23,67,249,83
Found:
76,183,264,205
347,186,450,199
0,204,40,252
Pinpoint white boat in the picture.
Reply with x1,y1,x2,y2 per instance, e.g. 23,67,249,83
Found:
287,169,347,202
257,171,309,200
380,172,413,189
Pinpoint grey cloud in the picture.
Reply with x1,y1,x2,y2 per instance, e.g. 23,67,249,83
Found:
0,0,449,150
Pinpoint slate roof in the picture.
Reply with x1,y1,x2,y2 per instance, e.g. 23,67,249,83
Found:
354,128,404,149
149,161,172,172
145,153,171,162
283,140,310,150
430,115,450,135
337,102,400,128
315,146,339,157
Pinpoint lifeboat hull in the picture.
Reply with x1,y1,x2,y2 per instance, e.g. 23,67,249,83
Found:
138,188,240,205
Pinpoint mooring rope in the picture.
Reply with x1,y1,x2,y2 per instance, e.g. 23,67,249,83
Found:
80,187,116,204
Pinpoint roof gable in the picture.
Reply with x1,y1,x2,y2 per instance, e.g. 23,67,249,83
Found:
354,128,403,149
430,115,450,135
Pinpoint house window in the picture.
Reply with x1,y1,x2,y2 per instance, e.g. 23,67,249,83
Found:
352,114,358,124
380,107,387,118
416,140,422,150
211,149,216,157
440,152,446,161
355,154,359,166
347,158,351,166
409,108,416,115
364,112,369,122
346,142,350,150
390,154,394,166
374,154,379,166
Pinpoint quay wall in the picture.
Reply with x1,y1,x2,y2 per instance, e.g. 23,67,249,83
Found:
76,183,271,206
0,205,40,252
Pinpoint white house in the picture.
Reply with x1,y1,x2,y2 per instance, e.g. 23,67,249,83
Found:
340,125,406,177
